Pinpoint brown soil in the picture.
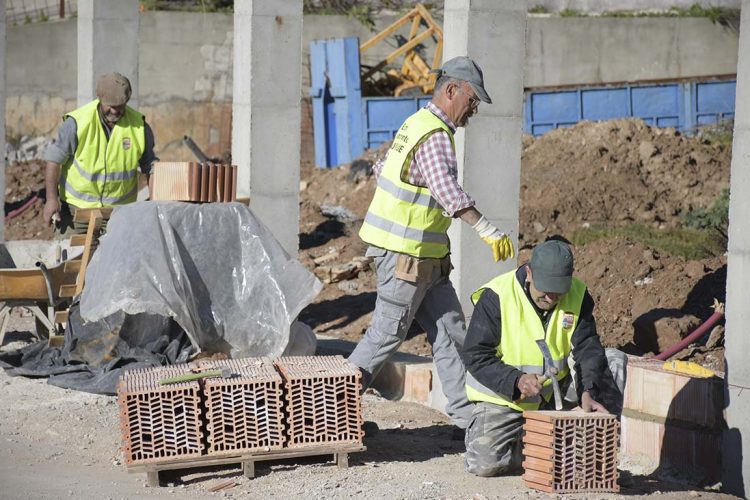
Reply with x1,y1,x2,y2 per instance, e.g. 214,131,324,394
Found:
4,119,729,369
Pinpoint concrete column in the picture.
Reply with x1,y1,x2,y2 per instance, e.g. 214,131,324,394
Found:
0,2,5,242
232,1,302,256
443,0,526,314
723,1,750,496
77,0,139,108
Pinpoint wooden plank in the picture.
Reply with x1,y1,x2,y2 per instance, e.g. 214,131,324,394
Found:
59,284,77,298
127,444,366,474
69,234,87,247
74,210,103,296
64,260,81,273
360,9,415,51
73,207,113,223
54,310,69,324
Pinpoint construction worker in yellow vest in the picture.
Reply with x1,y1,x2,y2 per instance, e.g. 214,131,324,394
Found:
350,56,515,440
42,72,158,235
462,240,627,476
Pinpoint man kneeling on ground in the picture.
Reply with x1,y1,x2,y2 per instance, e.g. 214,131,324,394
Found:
461,239,627,477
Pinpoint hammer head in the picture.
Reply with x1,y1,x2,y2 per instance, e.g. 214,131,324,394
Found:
535,339,563,410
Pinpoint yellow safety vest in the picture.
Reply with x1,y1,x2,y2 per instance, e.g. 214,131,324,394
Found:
465,270,587,411
59,99,145,208
358,108,453,258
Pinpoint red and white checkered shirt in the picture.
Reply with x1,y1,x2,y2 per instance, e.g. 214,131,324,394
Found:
373,102,476,217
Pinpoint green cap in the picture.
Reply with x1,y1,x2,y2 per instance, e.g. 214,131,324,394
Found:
530,241,574,294
433,56,492,104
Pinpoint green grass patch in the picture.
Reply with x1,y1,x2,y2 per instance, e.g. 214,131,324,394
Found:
529,5,549,14
571,224,725,260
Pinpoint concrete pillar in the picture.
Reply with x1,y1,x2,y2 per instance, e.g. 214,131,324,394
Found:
0,2,5,243
77,0,139,108
443,0,526,314
723,1,750,496
232,0,303,255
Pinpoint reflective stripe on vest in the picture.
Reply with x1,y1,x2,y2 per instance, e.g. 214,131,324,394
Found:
59,99,145,209
465,270,587,411
359,107,453,258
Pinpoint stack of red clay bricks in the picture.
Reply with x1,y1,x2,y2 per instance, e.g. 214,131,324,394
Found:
620,356,724,483
118,356,363,466
522,410,620,494
150,161,237,202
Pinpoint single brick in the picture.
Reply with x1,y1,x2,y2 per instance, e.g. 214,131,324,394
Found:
117,365,204,465
522,410,620,494
275,356,364,448
202,358,285,456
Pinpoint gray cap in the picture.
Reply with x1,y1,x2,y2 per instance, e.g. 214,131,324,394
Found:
96,72,132,106
529,240,574,294
434,56,492,104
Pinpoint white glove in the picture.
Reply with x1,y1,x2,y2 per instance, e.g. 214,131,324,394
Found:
472,216,515,262
472,215,503,239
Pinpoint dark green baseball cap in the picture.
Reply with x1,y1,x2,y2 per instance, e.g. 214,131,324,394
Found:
530,240,574,294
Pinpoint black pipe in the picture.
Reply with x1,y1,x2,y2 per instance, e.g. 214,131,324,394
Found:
183,135,210,163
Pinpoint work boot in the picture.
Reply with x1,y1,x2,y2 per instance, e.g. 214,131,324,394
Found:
362,420,380,437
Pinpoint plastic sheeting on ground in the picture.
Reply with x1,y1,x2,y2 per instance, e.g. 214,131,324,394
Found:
0,304,194,394
81,202,322,359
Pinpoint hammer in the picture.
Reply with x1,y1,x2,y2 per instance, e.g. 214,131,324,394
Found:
160,367,233,385
536,339,563,410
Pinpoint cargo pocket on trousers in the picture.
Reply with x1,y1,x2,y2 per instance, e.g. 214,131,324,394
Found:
371,297,410,344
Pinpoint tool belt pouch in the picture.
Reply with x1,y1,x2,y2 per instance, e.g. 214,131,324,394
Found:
439,254,452,278
395,254,435,283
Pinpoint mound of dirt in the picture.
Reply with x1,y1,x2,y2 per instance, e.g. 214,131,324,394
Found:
520,119,731,244
4,159,53,240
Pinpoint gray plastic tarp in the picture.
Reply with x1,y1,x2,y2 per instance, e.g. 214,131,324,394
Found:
80,202,322,359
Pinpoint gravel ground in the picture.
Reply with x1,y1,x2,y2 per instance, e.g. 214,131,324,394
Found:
0,313,740,500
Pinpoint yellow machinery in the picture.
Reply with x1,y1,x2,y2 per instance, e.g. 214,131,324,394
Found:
359,4,443,96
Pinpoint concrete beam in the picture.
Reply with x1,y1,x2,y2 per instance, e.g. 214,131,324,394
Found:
1,1,5,243
723,0,750,495
77,0,139,108
443,0,526,315
232,0,302,256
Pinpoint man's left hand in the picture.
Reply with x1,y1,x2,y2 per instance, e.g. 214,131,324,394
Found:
581,391,608,413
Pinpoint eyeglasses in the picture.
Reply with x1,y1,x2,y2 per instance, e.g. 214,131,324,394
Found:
457,86,480,108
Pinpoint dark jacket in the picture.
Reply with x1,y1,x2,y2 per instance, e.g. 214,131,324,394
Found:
462,266,620,412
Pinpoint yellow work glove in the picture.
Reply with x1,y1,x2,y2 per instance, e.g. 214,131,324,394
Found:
481,234,515,262
472,216,516,262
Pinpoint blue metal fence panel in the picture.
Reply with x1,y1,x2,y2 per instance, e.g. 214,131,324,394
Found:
309,37,364,168
693,80,736,126
524,80,735,136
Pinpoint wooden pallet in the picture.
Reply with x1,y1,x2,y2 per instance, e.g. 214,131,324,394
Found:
127,443,366,487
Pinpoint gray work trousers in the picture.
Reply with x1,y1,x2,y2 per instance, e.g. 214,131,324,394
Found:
464,348,628,477
348,247,474,428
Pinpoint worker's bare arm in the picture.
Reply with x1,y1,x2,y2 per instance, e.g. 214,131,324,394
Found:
456,206,482,226
43,161,61,225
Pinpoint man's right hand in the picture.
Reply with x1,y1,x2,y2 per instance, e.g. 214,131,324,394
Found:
517,373,545,399
472,215,515,262
43,198,60,227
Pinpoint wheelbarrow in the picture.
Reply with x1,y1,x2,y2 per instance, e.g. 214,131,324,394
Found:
0,261,70,347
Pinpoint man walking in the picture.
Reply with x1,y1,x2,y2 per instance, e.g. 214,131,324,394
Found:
350,56,515,436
